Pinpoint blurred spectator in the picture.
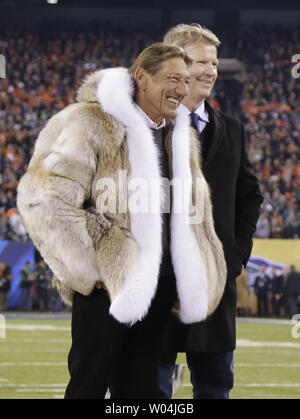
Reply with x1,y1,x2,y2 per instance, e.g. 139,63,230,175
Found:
283,219,300,239
0,209,8,240
282,265,300,318
6,208,27,241
254,265,271,316
236,268,250,317
254,210,271,238
270,210,284,238
19,261,34,311
270,267,284,318
0,262,12,310
248,289,258,317
34,260,50,311
48,282,65,312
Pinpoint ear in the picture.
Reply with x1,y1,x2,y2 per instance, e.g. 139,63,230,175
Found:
135,67,147,91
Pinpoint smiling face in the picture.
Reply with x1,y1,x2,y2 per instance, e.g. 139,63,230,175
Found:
183,41,218,111
135,57,190,124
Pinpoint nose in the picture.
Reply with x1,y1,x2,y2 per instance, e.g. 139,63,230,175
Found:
205,63,217,77
175,80,189,96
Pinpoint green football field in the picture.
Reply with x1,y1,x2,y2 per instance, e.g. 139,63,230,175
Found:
0,316,299,399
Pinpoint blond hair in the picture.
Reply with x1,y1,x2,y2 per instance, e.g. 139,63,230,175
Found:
128,42,193,79
164,23,220,48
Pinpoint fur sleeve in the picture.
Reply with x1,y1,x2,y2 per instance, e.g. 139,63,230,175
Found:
17,118,106,297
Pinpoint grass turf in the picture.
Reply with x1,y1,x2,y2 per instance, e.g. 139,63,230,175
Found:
0,317,299,399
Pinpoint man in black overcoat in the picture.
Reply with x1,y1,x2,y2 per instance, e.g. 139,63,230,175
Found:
159,23,264,399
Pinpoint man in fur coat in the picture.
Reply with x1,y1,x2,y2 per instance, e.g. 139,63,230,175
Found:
158,25,263,399
17,43,227,398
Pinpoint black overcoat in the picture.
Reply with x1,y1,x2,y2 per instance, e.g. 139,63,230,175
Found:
164,101,263,353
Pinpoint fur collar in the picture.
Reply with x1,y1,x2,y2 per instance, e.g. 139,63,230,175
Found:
76,67,128,103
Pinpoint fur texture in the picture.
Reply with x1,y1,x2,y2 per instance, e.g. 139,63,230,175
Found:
17,67,227,325
170,109,208,323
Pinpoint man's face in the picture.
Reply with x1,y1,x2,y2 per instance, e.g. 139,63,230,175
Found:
136,57,190,123
184,41,218,107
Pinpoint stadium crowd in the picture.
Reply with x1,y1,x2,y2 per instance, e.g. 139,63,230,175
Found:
0,22,300,313
1,23,300,242
238,24,300,239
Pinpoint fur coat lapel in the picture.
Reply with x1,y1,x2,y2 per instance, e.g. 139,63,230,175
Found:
97,68,215,324
97,69,163,323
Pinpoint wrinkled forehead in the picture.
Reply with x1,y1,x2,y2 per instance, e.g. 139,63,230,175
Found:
154,57,191,78
185,41,218,60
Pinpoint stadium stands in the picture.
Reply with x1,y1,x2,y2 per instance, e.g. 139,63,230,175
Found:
1,23,299,243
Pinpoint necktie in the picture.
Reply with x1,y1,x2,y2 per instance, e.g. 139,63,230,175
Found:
190,112,200,134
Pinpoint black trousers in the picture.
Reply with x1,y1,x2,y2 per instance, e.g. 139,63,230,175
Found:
65,274,177,399
257,293,269,316
158,351,234,399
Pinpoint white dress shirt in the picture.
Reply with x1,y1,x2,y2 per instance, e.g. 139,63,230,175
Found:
179,102,209,134
134,103,166,130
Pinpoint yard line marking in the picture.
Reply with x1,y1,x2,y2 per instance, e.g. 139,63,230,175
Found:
237,383,300,388
174,363,300,368
183,383,300,388
6,324,70,331
0,362,67,366
0,348,66,353
15,389,65,392
7,339,70,343
237,339,300,348
236,363,300,368
4,313,71,321
0,383,66,387
237,318,293,326
179,361,300,368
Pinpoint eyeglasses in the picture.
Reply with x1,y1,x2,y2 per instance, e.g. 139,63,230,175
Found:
165,75,191,88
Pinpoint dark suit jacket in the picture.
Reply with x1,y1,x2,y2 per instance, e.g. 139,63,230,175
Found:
164,101,263,353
